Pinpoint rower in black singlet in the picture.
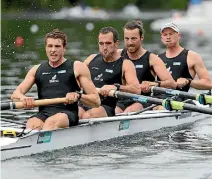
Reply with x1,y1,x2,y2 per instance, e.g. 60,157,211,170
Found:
32,60,80,126
116,49,155,111
157,49,193,101
158,49,193,92
80,54,124,116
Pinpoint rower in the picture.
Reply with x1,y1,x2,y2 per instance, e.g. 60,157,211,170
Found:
115,20,176,114
159,22,212,92
11,29,100,130
79,26,140,119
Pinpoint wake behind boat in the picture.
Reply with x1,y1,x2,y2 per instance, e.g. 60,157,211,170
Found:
1,109,211,161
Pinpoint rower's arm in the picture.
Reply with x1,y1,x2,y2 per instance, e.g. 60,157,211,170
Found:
151,54,176,89
74,61,100,107
11,65,39,101
189,51,212,90
84,54,97,66
121,60,140,94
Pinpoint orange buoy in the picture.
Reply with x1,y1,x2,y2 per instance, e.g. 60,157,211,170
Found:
15,36,24,47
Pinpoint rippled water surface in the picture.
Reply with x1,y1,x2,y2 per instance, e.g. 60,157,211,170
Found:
1,17,212,179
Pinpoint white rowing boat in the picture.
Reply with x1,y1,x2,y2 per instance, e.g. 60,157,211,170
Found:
1,89,211,160
1,110,211,161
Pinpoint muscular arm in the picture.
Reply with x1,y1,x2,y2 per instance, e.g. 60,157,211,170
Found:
150,54,176,89
74,61,100,107
84,54,97,66
188,51,212,90
11,65,39,101
120,60,140,94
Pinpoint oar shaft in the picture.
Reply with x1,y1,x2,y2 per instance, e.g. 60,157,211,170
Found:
151,87,212,105
1,98,67,110
1,118,26,125
151,86,196,99
183,102,212,114
108,90,212,115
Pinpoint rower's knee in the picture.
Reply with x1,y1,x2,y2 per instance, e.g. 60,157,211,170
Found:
81,112,91,119
43,118,57,130
43,113,69,130
78,107,85,119
153,105,164,110
115,106,123,114
26,117,43,130
124,103,143,113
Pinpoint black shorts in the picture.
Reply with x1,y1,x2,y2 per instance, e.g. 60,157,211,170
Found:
116,99,152,111
31,110,79,127
79,103,115,117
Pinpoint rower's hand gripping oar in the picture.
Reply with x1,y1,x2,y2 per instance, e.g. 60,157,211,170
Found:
1,98,68,110
103,89,212,115
151,86,212,105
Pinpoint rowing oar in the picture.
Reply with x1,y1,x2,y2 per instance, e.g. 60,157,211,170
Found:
151,86,212,105
104,90,212,115
1,98,67,110
1,118,26,126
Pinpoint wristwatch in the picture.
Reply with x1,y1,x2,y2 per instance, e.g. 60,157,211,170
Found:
155,81,161,87
76,91,83,101
186,78,192,86
114,83,121,91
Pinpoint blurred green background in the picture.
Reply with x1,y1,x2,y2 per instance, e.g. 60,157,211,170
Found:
2,0,188,12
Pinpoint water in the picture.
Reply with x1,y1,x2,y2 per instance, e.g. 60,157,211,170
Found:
1,17,212,179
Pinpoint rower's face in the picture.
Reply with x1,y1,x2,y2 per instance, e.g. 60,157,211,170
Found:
124,28,143,53
45,38,65,63
161,28,181,47
98,32,119,59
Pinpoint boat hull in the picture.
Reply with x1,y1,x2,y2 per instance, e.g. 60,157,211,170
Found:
1,111,210,160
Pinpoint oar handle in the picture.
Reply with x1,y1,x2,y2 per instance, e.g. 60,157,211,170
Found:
1,98,67,110
96,88,117,97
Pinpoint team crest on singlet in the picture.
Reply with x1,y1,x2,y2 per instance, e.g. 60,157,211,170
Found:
49,75,59,83
94,73,103,81
166,64,172,75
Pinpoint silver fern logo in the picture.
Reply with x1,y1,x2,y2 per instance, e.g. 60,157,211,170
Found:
94,73,103,81
49,75,59,83
165,63,172,75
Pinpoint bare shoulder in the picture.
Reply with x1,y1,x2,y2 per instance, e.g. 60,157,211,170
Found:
188,50,202,60
149,53,164,66
117,49,123,55
149,52,161,60
74,60,87,69
74,61,90,76
187,50,203,65
84,54,97,65
27,64,40,75
123,59,135,72
123,59,134,66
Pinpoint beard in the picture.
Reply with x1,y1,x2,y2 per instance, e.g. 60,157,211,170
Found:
101,50,114,59
126,45,139,53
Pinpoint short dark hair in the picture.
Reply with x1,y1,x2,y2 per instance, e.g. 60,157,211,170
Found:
124,20,145,37
44,29,67,47
99,27,119,42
